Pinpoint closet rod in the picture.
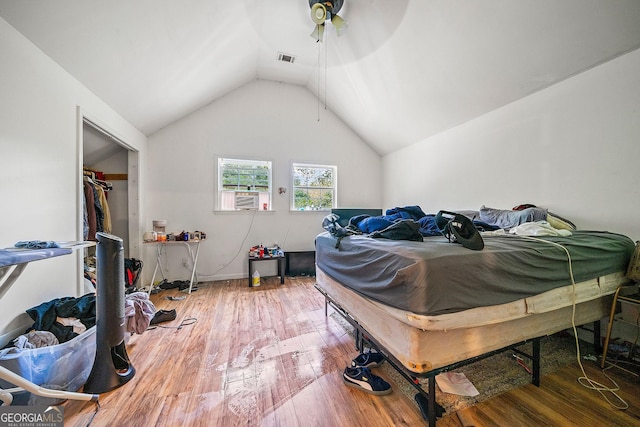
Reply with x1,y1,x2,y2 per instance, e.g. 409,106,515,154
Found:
104,173,128,181
84,168,127,182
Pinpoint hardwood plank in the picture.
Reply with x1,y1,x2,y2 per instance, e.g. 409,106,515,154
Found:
59,277,640,427
446,362,640,427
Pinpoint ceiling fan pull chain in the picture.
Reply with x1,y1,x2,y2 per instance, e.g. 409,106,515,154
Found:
325,29,328,111
317,40,321,122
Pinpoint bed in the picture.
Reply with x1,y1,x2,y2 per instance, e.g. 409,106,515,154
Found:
315,222,635,425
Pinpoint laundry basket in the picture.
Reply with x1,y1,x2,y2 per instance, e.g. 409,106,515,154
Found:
0,326,96,405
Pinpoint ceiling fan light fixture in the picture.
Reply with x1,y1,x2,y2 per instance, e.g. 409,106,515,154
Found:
331,14,347,36
311,3,327,25
309,0,347,40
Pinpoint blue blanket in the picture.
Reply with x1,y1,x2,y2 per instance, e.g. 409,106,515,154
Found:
350,206,498,237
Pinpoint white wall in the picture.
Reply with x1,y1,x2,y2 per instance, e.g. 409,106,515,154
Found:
383,48,640,241
145,80,381,283
0,17,147,341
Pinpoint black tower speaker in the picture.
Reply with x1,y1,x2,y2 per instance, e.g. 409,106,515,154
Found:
84,232,135,393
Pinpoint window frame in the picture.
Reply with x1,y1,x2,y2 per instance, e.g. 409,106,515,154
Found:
217,157,272,211
290,162,337,211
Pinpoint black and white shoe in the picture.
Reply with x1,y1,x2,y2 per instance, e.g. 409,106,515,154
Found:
351,350,385,369
342,366,392,395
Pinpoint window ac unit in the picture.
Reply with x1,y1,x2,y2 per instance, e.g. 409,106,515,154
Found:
234,191,259,210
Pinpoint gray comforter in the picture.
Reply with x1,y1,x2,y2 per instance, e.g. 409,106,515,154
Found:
315,230,634,316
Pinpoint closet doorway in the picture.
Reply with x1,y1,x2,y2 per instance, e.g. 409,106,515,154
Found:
78,114,141,295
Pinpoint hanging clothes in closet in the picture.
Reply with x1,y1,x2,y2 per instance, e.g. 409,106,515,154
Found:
83,168,113,241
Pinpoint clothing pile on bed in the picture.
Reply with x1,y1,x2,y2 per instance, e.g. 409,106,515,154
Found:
317,203,634,317
324,204,576,241
351,205,501,237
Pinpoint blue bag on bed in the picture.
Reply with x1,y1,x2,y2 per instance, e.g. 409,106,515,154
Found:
369,219,423,242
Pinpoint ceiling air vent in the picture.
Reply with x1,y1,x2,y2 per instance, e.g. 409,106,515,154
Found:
277,52,295,64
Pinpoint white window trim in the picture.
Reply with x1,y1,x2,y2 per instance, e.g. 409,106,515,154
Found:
290,162,337,212
216,157,273,211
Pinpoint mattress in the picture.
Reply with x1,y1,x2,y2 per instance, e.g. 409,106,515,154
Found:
317,268,627,331
316,267,624,373
315,230,635,316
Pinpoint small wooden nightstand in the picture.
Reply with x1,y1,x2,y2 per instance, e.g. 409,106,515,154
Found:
248,254,285,287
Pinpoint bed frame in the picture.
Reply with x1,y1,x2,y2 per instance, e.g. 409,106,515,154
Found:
315,267,622,426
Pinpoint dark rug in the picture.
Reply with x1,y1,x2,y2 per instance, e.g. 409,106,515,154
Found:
330,312,594,414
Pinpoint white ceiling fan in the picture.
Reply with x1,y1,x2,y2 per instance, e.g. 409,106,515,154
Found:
309,0,348,42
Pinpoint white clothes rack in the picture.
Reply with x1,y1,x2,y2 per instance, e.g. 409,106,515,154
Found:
143,240,202,294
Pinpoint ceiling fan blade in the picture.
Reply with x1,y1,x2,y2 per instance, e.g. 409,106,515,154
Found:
311,3,327,25
310,23,325,42
331,14,348,36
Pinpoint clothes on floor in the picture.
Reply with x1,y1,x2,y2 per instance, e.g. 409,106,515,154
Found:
125,292,156,334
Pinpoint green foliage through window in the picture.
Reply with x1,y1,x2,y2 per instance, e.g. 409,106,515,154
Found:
292,164,336,210
218,158,272,210
220,159,270,191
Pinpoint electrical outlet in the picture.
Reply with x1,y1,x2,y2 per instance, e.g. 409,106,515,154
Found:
182,257,189,268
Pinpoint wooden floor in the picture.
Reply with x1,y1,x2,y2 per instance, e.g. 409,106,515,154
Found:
61,277,640,426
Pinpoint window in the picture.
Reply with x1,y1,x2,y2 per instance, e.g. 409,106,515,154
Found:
292,163,337,211
218,158,272,210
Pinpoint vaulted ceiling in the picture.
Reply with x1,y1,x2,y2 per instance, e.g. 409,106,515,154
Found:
2,0,640,155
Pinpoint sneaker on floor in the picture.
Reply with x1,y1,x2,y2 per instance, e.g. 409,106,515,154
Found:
351,350,385,368
150,309,177,325
342,366,392,395
158,280,180,290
